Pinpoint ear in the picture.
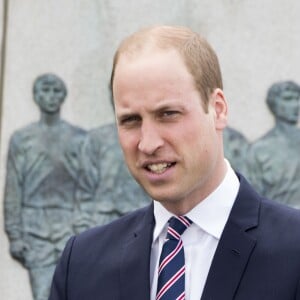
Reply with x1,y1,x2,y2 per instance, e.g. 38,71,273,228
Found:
210,88,228,130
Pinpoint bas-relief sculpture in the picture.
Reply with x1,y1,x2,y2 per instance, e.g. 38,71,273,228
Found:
4,74,87,300
223,126,249,173
245,81,300,208
3,74,300,300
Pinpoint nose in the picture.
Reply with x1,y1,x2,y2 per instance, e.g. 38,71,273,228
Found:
138,121,164,155
45,89,56,101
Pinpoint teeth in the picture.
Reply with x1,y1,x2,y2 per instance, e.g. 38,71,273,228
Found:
147,163,171,174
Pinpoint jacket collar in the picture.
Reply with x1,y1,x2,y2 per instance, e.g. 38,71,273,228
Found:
120,203,155,300
119,174,261,300
201,174,260,300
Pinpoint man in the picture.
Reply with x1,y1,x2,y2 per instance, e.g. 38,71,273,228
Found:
49,26,300,300
4,74,86,300
245,81,300,208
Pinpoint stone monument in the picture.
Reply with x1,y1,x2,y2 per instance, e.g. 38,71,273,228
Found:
4,74,87,300
245,81,300,208
223,126,249,173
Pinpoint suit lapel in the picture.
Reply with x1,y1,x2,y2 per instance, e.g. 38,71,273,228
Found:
120,203,155,300
201,175,260,300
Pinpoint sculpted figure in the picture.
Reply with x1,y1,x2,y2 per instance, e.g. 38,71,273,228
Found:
245,81,300,208
4,74,86,300
75,122,150,232
223,126,249,172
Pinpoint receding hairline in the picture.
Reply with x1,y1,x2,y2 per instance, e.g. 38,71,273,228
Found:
117,25,198,52
111,25,200,72
111,25,223,112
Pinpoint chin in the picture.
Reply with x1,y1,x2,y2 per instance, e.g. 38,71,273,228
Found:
145,189,179,203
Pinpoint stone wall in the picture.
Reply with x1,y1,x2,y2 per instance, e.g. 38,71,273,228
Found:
1,1,300,299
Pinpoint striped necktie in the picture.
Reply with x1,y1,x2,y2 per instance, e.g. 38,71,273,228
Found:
156,216,192,300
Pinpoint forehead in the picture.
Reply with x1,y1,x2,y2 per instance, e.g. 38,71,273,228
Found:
279,89,300,99
36,77,63,88
119,46,182,66
113,48,201,115
113,48,192,90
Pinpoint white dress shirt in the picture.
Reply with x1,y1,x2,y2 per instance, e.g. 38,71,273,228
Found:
150,160,240,300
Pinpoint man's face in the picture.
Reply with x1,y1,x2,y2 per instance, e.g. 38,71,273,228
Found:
113,48,227,214
274,89,300,124
35,80,65,114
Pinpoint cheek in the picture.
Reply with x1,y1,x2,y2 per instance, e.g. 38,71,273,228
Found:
118,131,138,155
186,123,218,159
179,117,212,145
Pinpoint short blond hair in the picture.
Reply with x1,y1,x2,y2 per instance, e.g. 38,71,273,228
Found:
110,25,223,111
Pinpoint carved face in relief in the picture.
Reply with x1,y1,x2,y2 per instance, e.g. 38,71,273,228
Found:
267,81,300,125
33,74,67,114
274,89,300,124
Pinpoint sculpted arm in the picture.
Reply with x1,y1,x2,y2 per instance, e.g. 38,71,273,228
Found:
244,145,265,195
74,134,101,232
4,135,28,262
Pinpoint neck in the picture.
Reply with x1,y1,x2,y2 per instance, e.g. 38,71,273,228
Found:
275,119,297,133
163,157,228,216
39,112,61,126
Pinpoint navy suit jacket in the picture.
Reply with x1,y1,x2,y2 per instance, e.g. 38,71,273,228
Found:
49,175,300,299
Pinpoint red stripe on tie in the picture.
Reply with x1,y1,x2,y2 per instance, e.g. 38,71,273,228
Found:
176,291,185,300
156,266,185,300
178,216,191,228
156,216,192,300
168,227,181,239
158,240,183,274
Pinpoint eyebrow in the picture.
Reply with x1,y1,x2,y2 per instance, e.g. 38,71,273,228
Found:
152,101,187,113
116,111,139,122
115,98,186,117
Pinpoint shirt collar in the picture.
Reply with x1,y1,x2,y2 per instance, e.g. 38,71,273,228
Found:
153,160,240,241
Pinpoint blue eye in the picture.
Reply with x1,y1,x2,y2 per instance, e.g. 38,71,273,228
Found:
162,111,179,117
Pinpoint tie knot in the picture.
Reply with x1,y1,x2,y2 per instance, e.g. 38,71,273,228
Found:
167,216,192,240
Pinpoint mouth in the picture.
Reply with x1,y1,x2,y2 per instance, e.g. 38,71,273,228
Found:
145,162,176,174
